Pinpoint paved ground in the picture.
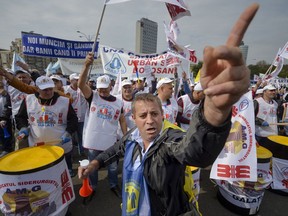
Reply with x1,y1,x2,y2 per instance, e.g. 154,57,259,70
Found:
68,153,288,216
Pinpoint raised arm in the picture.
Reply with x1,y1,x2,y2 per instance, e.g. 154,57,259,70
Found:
78,52,93,99
0,66,37,94
201,3,259,126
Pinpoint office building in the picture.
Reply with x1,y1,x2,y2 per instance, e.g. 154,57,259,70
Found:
136,18,158,54
239,41,249,64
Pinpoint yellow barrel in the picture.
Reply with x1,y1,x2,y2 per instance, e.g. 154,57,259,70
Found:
261,135,288,194
217,145,273,215
0,145,64,174
257,145,272,163
262,135,288,160
0,146,74,215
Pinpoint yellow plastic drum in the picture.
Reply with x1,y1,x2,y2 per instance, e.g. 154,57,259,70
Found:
217,146,272,215
0,146,75,216
262,135,288,194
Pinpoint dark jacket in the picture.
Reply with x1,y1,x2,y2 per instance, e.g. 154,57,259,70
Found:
95,104,231,216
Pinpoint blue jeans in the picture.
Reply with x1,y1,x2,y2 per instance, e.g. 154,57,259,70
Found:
88,149,119,191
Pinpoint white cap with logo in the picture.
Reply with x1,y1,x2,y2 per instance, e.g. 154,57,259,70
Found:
96,75,111,88
36,76,55,90
156,77,173,89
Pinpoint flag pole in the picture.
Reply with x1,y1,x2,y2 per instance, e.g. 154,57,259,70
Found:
88,2,107,78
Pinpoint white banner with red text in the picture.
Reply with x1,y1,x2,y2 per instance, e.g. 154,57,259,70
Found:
99,45,190,79
210,91,257,182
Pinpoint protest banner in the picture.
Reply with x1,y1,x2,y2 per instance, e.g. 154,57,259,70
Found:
99,45,190,78
58,58,103,75
210,91,257,182
22,33,99,59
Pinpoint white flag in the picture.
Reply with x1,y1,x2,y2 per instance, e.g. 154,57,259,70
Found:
106,0,188,9
170,20,180,41
210,91,257,182
269,56,284,79
166,1,191,20
280,41,288,59
264,48,284,81
11,52,27,73
111,71,122,96
156,0,188,9
52,59,61,71
163,20,180,42
45,62,53,76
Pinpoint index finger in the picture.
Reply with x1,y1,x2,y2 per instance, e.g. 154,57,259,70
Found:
226,3,259,47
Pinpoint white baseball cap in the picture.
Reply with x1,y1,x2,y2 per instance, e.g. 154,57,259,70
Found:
36,76,55,90
256,88,263,94
132,77,144,82
156,77,173,89
50,75,62,81
69,73,80,80
263,84,276,91
96,75,110,88
121,79,132,87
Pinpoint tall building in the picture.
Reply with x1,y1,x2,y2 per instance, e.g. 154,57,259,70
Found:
239,41,249,64
135,18,158,54
0,49,12,68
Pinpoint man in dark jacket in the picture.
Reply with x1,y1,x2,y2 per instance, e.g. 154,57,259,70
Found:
78,3,259,215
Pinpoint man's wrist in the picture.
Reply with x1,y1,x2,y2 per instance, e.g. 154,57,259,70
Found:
203,99,231,126
90,160,100,171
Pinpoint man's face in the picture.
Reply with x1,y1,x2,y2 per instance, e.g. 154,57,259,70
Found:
88,81,95,88
132,100,163,144
52,79,63,91
264,89,276,100
70,79,78,88
161,83,173,99
122,85,133,99
98,86,111,97
194,91,205,101
16,73,31,84
135,80,144,90
38,88,54,99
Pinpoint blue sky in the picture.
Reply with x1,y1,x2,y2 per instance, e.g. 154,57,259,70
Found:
1,0,287,65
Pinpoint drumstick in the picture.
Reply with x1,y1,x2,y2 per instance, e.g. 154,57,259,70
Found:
269,122,288,126
35,139,62,146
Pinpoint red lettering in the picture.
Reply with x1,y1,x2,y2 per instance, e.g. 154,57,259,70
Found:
61,170,74,204
282,179,288,188
217,164,250,178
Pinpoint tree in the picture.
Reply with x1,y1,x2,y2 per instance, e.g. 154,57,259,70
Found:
190,61,203,78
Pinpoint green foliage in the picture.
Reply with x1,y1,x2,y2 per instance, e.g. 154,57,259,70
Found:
248,60,288,79
190,61,203,78
189,60,288,79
